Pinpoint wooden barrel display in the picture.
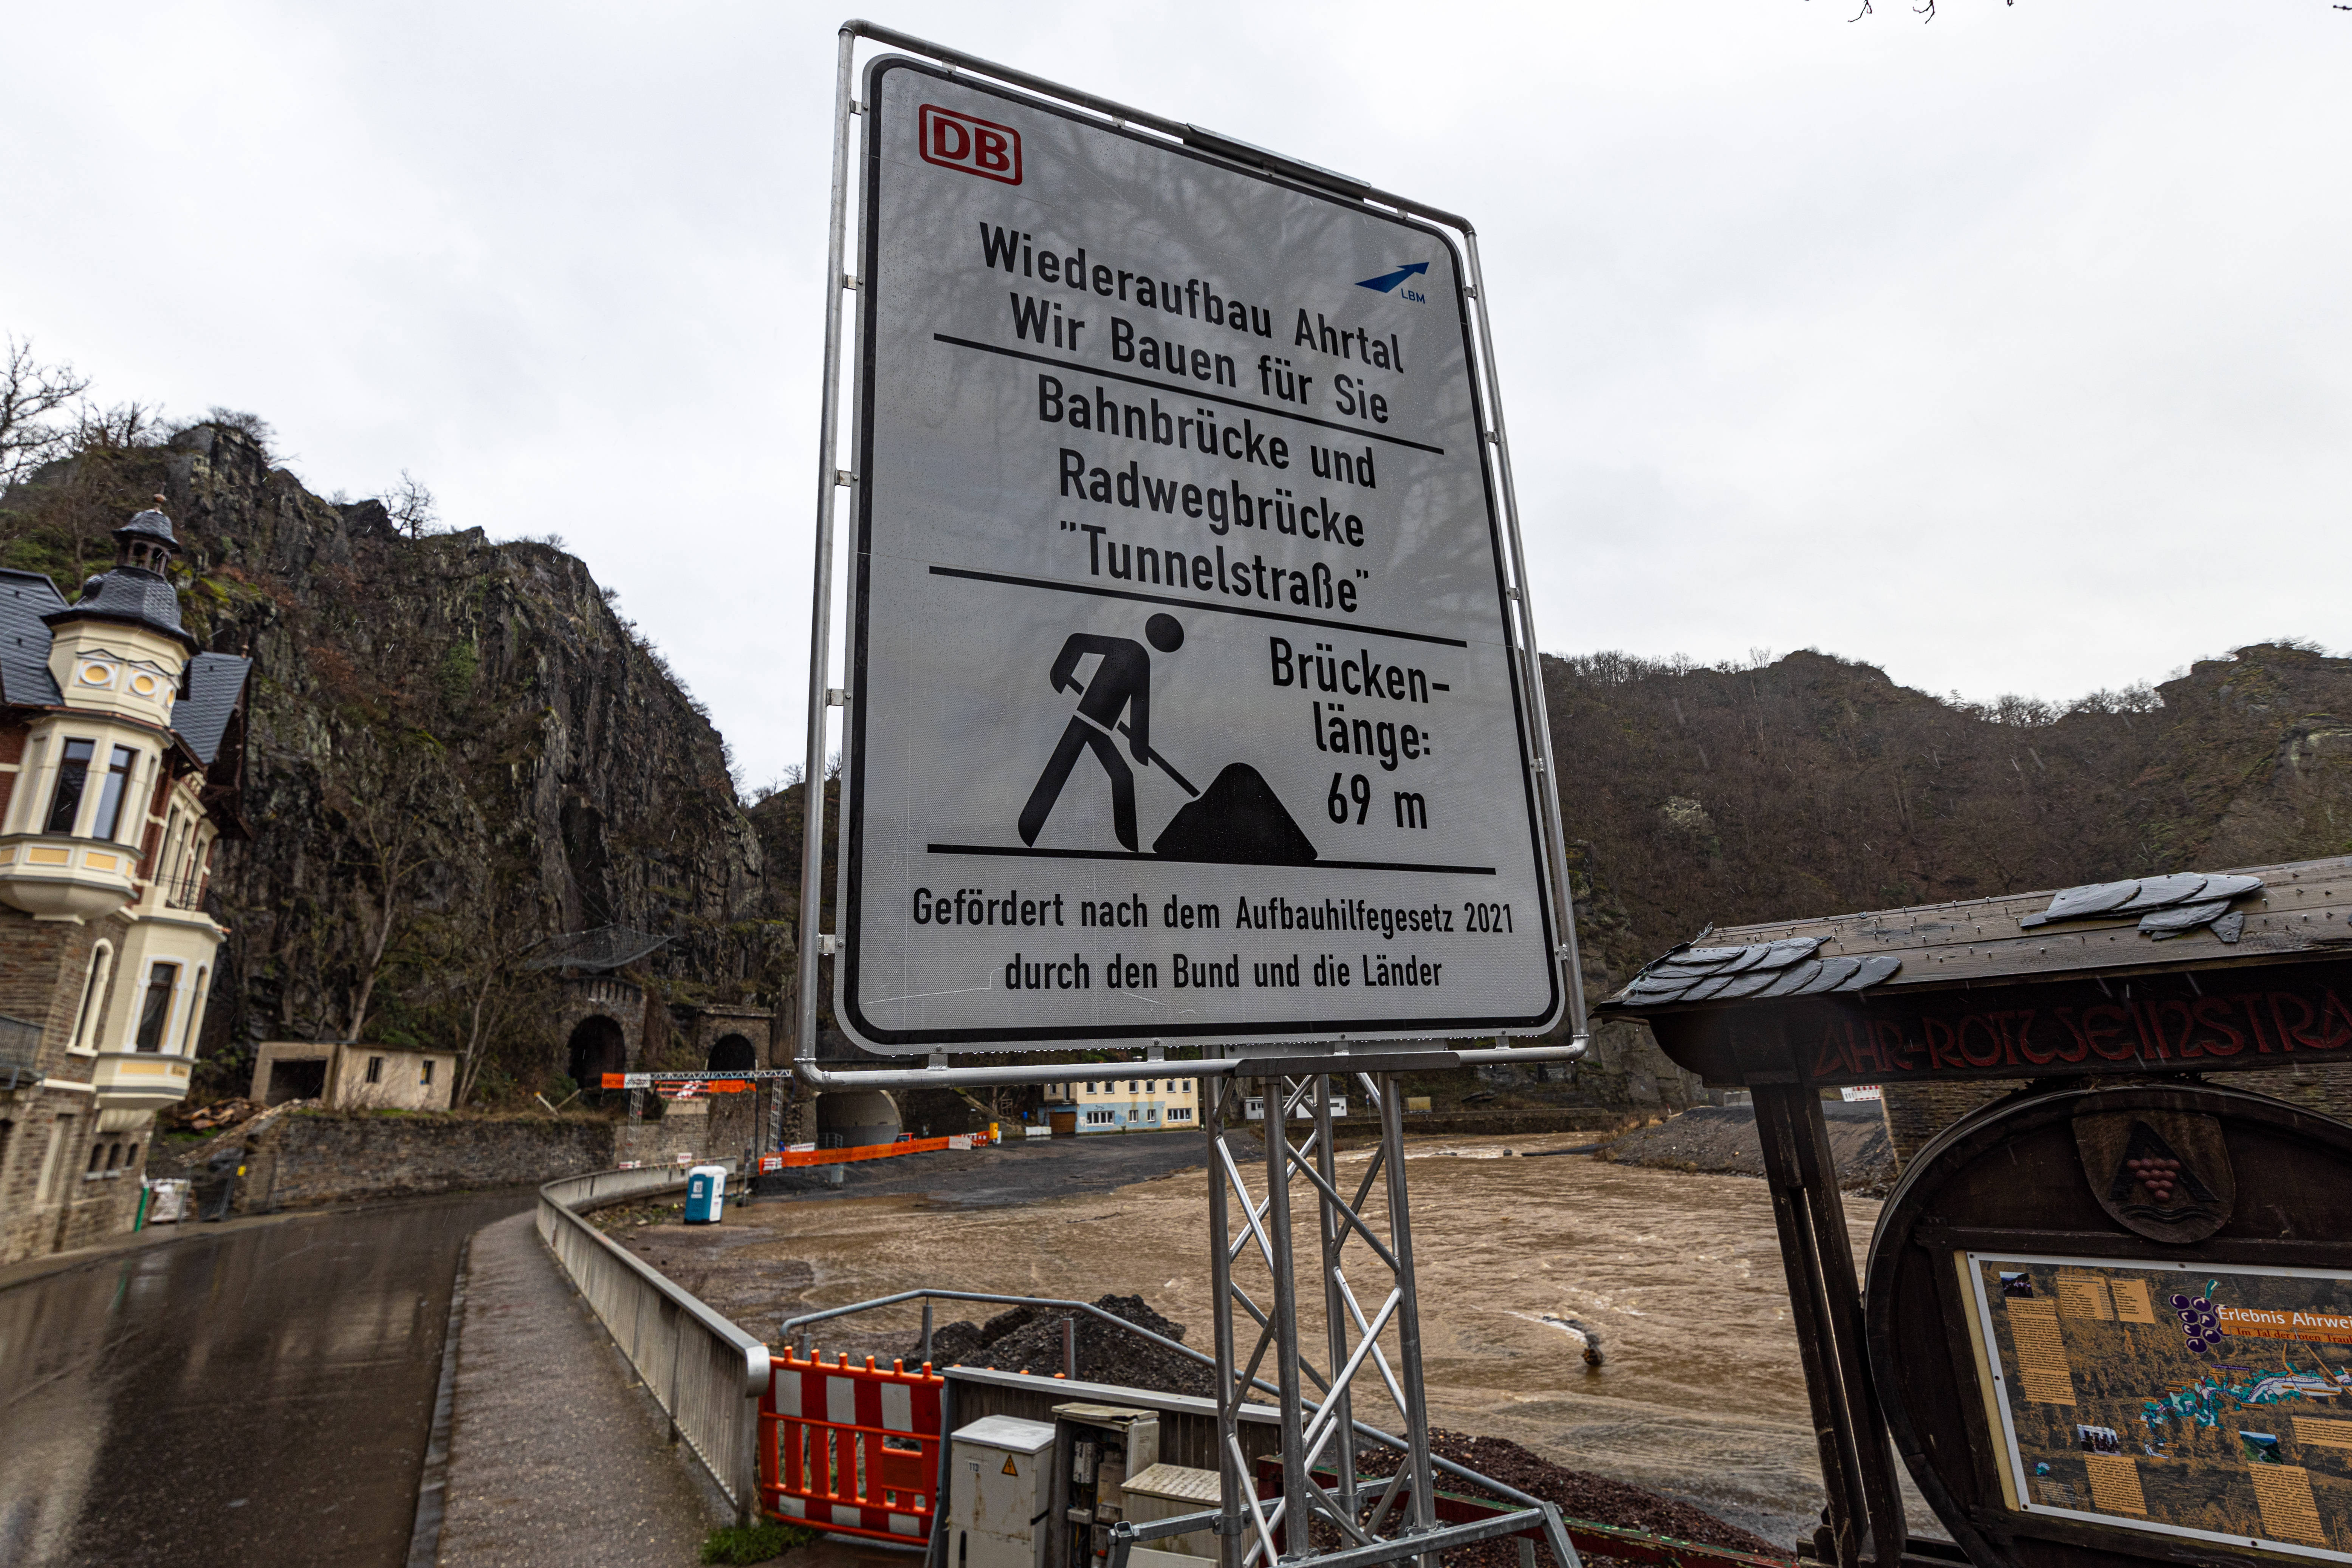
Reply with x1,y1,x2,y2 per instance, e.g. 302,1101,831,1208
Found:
1864,1081,2352,1568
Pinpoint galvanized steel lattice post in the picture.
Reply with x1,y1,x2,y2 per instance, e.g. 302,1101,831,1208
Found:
1203,1069,1461,1568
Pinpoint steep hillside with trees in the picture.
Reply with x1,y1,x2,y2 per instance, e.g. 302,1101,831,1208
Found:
1547,644,2352,985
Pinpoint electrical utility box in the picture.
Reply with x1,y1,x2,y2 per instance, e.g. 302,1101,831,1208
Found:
683,1165,727,1224
1049,1404,1161,1568
1119,1463,1222,1568
947,1416,1058,1568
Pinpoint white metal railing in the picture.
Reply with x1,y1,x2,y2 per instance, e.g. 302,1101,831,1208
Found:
536,1163,771,1519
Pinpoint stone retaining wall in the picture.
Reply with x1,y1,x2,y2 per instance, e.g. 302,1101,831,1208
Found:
191,1095,772,1214
234,1113,615,1210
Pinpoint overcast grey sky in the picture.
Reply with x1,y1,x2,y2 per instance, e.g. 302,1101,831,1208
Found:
6,3,2346,789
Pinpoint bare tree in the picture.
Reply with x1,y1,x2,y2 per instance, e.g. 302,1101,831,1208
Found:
201,406,276,455
0,336,91,493
451,924,548,1106
329,741,445,1042
423,841,552,1107
14,400,176,581
384,470,441,539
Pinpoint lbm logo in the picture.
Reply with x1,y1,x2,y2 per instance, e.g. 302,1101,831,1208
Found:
919,105,1022,185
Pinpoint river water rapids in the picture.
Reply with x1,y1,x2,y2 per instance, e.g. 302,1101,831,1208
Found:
674,1131,1945,1550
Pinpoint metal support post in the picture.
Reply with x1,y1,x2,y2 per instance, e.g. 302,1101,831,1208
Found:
1315,1076,1358,1528
1378,1074,1438,1565
1266,1077,1310,1551
1199,1066,1457,1568
1205,1075,1245,1568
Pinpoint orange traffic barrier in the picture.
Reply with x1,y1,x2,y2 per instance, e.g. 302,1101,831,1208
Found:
762,1350,946,1543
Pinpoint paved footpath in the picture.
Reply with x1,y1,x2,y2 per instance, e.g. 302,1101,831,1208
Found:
438,1212,724,1566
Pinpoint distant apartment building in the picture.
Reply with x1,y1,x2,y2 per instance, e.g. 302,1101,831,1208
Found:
1042,1073,1198,1135
0,508,251,1264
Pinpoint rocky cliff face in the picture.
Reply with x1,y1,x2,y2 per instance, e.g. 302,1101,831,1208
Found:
5,423,789,1094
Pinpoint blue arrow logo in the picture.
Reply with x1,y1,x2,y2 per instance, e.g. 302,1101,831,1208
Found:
1355,262,1429,294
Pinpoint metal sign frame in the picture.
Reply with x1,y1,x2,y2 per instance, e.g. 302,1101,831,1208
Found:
795,20,1586,1072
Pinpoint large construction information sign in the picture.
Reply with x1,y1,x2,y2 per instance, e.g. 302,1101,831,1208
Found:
839,57,1560,1050
1966,1252,2352,1561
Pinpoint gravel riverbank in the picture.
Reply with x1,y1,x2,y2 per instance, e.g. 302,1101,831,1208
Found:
1598,1103,1896,1196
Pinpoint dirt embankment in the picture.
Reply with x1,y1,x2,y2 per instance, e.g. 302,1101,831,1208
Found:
1600,1104,1895,1197
1352,1429,1784,1568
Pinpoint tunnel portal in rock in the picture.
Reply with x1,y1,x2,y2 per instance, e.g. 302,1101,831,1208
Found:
565,1014,628,1089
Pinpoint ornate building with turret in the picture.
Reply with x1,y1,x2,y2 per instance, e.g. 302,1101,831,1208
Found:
0,506,250,1263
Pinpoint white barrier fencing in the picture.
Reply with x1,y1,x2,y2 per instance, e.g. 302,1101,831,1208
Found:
535,1163,771,1520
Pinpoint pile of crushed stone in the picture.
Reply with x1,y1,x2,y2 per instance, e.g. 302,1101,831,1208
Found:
915,1295,1214,1396
1344,1429,1786,1567
1602,1105,1895,1198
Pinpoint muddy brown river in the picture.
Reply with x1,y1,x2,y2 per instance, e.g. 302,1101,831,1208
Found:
640,1130,1945,1549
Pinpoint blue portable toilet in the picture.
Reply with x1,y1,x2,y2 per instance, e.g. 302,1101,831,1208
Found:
684,1164,727,1224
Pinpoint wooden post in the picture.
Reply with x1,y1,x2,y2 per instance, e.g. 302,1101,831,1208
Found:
1785,1088,1906,1568
1753,1082,1866,1568
1753,1081,1907,1568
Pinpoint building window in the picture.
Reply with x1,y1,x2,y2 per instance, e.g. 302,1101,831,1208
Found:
365,1056,384,1085
88,1138,109,1174
45,738,95,833
179,968,208,1054
134,963,178,1052
70,942,113,1053
91,746,138,839
159,810,186,888
421,1059,435,1085
1183,1079,1193,1091
1128,1080,1138,1093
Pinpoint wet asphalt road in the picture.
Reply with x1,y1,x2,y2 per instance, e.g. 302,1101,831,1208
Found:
0,1188,533,1567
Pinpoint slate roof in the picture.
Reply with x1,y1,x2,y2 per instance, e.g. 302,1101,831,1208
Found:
117,508,180,548
1602,857,2351,1012
171,652,252,765
5,566,248,766
46,565,197,652
0,570,67,706
1612,937,1903,1007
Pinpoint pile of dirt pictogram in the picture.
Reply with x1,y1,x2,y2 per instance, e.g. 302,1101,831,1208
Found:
1152,764,1318,865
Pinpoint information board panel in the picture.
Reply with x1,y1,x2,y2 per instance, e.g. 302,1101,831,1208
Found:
1964,1251,2352,1561
840,57,1559,1050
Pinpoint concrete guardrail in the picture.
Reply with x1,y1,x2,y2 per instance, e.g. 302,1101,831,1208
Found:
536,1162,771,1520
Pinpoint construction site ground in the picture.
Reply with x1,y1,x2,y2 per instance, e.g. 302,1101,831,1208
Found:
593,1126,1936,1554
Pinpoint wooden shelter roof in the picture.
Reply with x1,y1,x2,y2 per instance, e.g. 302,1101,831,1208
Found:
1601,855,2352,1010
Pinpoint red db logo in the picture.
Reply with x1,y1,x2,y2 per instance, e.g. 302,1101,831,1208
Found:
919,104,1022,185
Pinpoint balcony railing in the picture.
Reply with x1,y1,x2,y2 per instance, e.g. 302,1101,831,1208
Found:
149,870,214,912
0,1014,40,1091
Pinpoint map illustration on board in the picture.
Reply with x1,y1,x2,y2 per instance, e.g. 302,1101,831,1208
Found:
1967,1253,2352,1561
